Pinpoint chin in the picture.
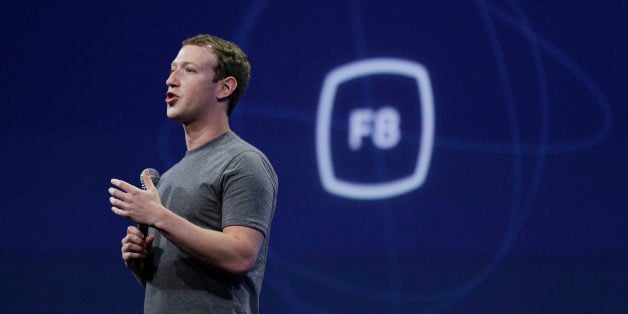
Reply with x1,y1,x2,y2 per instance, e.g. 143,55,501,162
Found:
167,112,189,124
167,114,181,123
166,108,180,120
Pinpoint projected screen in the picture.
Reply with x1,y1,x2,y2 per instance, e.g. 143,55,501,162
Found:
2,0,625,313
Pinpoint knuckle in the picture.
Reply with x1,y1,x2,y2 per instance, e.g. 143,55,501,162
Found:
127,225,137,234
123,252,135,261
131,235,140,244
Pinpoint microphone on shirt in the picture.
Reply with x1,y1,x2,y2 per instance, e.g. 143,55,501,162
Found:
128,168,160,270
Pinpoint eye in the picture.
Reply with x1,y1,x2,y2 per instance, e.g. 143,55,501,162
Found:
185,67,195,73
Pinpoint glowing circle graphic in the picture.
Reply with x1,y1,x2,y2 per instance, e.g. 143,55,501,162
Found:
316,58,435,200
156,0,612,312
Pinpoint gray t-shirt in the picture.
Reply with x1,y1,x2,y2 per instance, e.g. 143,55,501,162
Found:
144,132,278,313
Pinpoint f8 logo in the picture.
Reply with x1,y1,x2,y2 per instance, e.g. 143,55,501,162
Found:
316,58,435,200
349,106,401,151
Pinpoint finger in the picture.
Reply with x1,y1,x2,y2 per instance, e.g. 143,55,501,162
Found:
145,234,155,247
145,234,155,254
122,242,146,254
122,235,131,246
123,251,147,261
108,187,128,202
111,206,130,218
109,196,126,210
127,225,141,235
111,178,139,193
124,227,144,242
122,233,145,246
127,242,148,254
142,169,156,191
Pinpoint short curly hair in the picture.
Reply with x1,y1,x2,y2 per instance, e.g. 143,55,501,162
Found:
182,34,251,116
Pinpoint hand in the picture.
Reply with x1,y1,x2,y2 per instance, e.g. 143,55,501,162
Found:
121,225,155,268
109,169,164,226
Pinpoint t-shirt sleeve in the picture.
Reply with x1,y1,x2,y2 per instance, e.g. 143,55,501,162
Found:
221,151,278,237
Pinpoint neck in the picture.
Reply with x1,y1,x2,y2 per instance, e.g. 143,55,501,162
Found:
182,115,231,151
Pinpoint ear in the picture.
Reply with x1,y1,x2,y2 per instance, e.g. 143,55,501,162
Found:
217,76,238,100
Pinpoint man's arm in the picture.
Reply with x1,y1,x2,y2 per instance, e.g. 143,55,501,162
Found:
156,214,263,278
110,170,264,279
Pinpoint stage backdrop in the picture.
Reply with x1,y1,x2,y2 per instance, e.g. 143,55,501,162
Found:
2,1,626,313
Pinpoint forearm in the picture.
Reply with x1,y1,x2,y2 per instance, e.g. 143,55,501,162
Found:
153,209,261,278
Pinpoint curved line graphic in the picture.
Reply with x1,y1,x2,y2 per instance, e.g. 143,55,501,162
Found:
173,0,616,311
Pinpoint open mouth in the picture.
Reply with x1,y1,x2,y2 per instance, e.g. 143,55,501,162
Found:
166,92,179,104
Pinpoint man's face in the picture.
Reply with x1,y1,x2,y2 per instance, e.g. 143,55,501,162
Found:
165,45,221,124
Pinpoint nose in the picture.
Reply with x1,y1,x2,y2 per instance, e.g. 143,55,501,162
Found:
166,70,179,87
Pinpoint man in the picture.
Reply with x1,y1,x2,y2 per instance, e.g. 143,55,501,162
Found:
108,34,278,313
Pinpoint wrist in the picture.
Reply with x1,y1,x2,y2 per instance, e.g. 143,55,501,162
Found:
152,206,170,231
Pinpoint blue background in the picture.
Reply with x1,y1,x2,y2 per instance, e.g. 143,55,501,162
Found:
2,0,626,313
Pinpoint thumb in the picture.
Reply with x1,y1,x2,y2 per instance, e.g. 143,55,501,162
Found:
146,234,155,245
146,234,155,252
142,168,156,190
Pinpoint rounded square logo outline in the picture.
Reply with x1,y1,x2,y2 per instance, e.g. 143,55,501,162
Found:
316,58,435,200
